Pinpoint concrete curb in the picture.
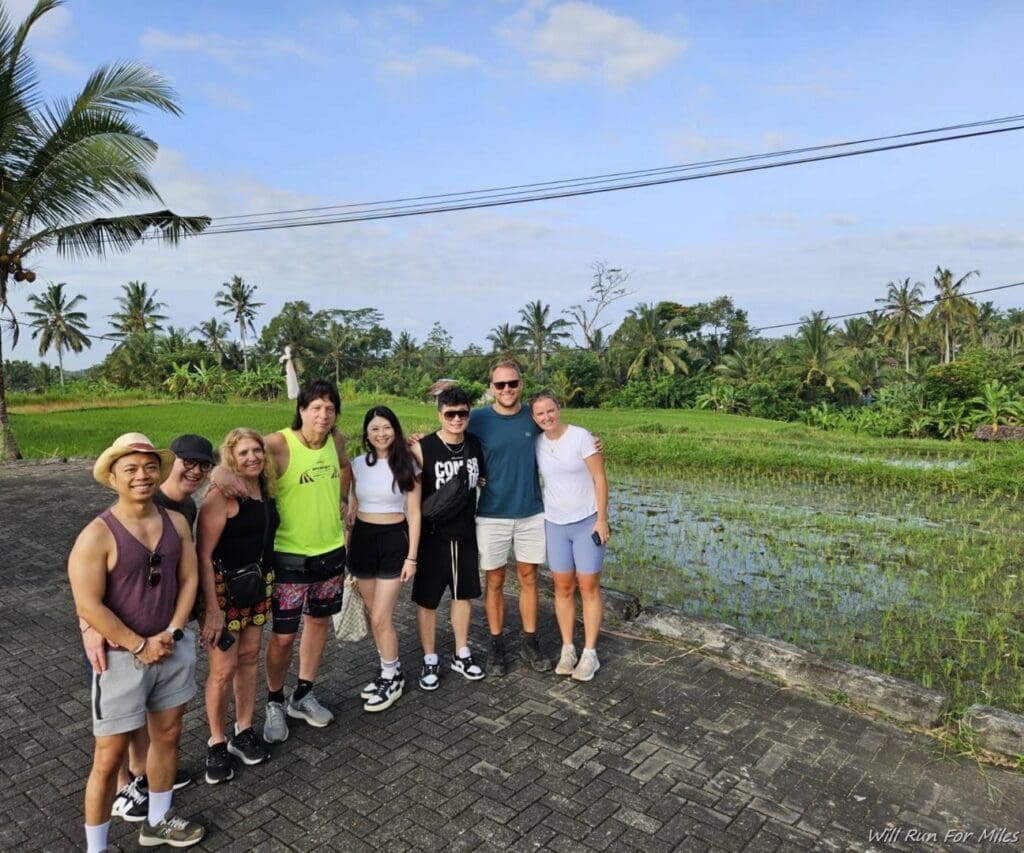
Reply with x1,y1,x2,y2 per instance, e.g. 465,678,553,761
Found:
530,568,1024,760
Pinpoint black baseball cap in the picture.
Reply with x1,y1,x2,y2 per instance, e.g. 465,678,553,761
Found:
169,434,215,464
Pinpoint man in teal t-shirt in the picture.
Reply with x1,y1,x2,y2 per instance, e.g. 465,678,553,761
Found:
469,361,553,676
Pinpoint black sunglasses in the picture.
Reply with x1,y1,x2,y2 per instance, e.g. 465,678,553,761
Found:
147,552,163,587
492,379,521,390
181,459,213,473
442,409,470,421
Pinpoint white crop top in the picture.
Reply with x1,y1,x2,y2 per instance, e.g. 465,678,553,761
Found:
352,454,412,513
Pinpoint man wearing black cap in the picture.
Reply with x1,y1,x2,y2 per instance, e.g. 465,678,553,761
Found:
156,434,216,533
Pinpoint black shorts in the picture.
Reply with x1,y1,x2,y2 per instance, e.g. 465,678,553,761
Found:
347,520,408,580
411,535,481,610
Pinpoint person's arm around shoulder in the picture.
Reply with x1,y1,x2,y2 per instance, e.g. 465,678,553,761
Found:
68,520,172,665
170,510,199,633
196,487,230,648
582,429,610,545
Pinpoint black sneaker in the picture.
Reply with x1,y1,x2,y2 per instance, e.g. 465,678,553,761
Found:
204,741,235,784
487,636,507,677
364,672,404,712
359,668,385,701
111,776,147,822
451,652,485,680
419,661,440,691
137,770,193,792
520,635,553,672
227,726,269,766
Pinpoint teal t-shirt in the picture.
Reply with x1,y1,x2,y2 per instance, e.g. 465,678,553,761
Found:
469,405,543,519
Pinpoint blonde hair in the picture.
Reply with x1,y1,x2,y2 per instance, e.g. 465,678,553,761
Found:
220,427,277,498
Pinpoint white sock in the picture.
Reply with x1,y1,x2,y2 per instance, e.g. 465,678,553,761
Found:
381,657,399,679
563,644,576,654
457,645,470,659
424,653,439,665
582,647,597,655
148,788,172,825
84,822,109,853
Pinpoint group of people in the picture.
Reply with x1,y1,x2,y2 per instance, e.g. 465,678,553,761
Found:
68,362,609,852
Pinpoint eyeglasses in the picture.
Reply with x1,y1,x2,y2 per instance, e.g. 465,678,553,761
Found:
181,459,213,473
147,552,163,587
442,410,470,421
492,379,521,390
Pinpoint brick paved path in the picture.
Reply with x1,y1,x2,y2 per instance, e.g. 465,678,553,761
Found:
2,460,1022,852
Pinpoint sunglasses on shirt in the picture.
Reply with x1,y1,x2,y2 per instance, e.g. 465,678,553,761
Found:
147,551,163,587
492,379,521,390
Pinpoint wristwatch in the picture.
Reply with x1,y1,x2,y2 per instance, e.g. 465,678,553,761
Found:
166,626,184,642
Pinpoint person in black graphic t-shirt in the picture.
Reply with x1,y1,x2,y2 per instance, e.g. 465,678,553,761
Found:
409,387,486,691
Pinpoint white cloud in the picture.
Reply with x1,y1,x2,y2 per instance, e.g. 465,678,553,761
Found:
826,213,857,226
140,28,313,65
502,1,686,89
6,0,80,74
378,46,482,78
204,85,253,112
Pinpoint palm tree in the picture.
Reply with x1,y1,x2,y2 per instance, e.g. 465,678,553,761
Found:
215,275,263,372
714,339,777,383
927,267,978,364
486,322,526,361
391,331,419,370
109,281,168,339
1004,308,1024,357
614,302,690,378
876,278,925,373
791,311,859,393
973,300,1002,347
515,300,571,377
24,282,91,385
193,317,231,366
0,1,209,458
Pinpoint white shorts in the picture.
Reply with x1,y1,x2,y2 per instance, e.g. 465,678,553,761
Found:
476,513,546,570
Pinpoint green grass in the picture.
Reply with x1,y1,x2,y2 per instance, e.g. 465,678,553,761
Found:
9,399,1024,711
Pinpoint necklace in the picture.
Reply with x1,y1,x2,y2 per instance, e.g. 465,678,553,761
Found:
439,435,465,455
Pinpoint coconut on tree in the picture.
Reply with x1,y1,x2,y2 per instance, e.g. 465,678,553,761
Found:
0,0,210,459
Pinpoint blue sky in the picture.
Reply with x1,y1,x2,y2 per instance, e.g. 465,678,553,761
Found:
6,0,1024,369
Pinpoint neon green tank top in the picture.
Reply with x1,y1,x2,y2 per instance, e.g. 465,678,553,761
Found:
274,428,345,556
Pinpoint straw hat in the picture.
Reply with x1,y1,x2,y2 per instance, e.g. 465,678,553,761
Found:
92,432,175,488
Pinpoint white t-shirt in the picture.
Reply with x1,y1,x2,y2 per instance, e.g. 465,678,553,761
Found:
535,424,599,525
352,454,416,513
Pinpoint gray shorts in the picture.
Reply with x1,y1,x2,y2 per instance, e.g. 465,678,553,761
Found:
91,630,197,737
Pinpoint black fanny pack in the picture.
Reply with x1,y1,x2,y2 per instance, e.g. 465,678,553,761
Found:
221,562,266,609
275,545,346,581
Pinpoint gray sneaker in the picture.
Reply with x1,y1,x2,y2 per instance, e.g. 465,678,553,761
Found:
263,700,289,744
287,691,334,727
572,649,601,682
138,812,205,848
555,645,578,676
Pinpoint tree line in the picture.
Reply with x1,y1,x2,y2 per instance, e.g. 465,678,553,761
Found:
8,262,1024,440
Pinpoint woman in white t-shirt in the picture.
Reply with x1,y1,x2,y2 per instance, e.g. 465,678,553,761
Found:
530,391,609,681
346,406,421,712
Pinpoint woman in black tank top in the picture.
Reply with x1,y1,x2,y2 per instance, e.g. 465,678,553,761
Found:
196,428,279,782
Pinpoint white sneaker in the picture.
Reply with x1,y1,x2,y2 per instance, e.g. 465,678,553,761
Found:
555,645,578,676
572,649,600,682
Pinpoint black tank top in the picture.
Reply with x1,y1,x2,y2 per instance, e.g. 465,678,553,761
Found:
419,432,481,541
212,495,280,571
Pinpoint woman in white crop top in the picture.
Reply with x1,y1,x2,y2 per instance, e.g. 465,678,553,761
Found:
346,406,421,712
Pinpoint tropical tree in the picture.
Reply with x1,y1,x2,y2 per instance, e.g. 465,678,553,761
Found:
968,380,1024,431
0,0,209,457
486,322,525,361
516,299,571,376
215,275,263,372
1004,308,1024,357
23,281,90,385
973,300,1002,347
876,278,925,373
714,339,777,383
612,301,690,378
193,317,231,366
564,262,633,349
391,331,419,370
927,267,978,364
790,311,859,394
108,281,168,339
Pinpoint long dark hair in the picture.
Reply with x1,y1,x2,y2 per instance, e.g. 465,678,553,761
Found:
361,406,416,493
291,378,341,430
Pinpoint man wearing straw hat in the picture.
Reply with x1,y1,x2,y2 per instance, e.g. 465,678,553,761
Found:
68,433,205,852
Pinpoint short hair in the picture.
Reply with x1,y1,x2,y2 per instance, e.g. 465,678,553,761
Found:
529,389,560,410
437,386,470,410
489,360,521,382
220,427,277,498
291,378,341,430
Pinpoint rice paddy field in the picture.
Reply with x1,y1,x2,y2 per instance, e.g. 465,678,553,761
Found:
10,399,1024,713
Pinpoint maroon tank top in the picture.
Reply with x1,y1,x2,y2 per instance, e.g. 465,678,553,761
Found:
99,504,182,637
